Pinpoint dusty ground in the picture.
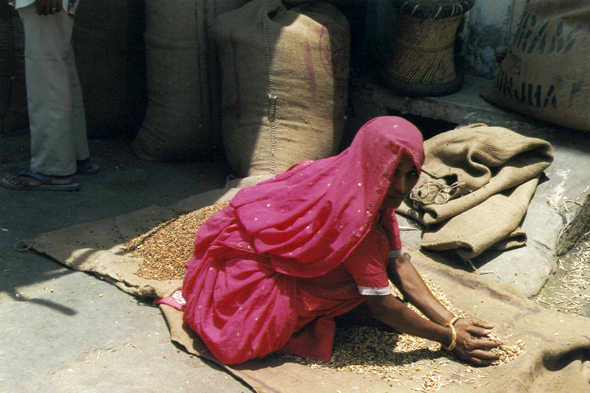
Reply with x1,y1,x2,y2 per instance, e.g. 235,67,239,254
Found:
0,130,251,392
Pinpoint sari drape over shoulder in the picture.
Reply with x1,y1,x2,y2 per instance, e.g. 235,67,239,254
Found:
182,117,425,364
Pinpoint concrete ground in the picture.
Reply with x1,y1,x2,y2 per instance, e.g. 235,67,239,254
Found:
0,132,251,392
1,76,589,392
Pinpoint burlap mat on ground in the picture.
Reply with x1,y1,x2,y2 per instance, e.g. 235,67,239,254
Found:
28,175,274,298
29,188,242,299
27,185,590,392
398,124,553,259
160,246,590,392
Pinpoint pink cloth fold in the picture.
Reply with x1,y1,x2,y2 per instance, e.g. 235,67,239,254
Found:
230,116,424,277
181,116,425,364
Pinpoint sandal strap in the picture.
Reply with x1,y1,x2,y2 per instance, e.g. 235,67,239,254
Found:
17,170,51,185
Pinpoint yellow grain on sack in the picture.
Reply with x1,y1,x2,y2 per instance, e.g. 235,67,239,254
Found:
125,202,229,280
286,279,525,391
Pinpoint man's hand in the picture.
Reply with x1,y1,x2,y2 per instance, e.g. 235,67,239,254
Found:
452,317,501,366
36,0,62,15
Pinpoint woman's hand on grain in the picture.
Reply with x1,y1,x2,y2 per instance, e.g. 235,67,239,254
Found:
452,317,501,366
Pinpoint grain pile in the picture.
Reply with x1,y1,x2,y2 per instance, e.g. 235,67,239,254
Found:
126,202,229,280
288,277,526,391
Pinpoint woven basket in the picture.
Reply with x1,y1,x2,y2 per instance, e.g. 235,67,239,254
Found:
381,0,475,97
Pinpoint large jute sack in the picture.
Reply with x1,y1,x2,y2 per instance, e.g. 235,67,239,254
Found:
213,0,350,177
283,0,367,69
133,0,250,161
72,0,146,138
481,0,590,132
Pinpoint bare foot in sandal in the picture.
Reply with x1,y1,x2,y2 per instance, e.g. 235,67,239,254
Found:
1,170,80,191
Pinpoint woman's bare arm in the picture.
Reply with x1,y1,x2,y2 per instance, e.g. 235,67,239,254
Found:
367,252,502,365
386,253,454,325
363,293,452,345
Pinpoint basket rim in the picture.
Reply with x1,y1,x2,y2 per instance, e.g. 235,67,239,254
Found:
379,71,463,97
390,0,475,19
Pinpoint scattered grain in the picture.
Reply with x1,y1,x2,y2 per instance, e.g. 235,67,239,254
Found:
286,278,525,391
477,334,526,365
534,235,590,315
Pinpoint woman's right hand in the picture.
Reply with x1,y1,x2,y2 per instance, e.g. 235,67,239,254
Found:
452,317,501,366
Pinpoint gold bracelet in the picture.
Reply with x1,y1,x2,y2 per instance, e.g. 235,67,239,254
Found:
443,323,457,351
443,316,460,351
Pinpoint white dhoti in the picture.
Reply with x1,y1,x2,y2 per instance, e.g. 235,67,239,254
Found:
18,4,89,176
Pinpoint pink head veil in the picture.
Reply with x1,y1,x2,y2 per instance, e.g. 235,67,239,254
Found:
231,116,424,278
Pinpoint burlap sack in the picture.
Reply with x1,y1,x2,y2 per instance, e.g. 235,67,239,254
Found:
72,0,146,138
133,0,250,161
421,176,539,260
481,0,590,132
401,124,553,226
213,0,350,177
397,124,553,258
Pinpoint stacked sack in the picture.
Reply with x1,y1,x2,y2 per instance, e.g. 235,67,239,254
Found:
481,0,590,132
133,0,250,161
212,0,350,176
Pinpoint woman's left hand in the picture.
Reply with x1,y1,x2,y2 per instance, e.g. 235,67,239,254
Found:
452,317,501,366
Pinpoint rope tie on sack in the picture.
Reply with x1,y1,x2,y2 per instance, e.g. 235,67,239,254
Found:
14,239,34,252
410,179,463,207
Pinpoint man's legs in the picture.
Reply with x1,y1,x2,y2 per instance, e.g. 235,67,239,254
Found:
2,5,91,190
67,43,90,164
20,4,83,177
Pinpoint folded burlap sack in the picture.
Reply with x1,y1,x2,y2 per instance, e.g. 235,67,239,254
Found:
420,176,539,260
398,124,553,259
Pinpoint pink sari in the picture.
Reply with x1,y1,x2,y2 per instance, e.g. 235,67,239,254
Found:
182,116,424,364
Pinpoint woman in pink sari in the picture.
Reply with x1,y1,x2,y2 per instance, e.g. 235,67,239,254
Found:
181,116,500,365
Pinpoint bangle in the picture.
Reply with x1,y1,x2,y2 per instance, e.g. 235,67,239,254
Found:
443,316,460,351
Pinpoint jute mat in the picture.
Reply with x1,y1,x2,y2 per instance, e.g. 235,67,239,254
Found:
28,186,590,392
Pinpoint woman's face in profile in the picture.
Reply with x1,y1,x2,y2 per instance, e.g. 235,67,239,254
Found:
381,154,419,210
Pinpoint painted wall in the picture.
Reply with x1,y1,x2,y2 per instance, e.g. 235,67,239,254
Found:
460,0,530,79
